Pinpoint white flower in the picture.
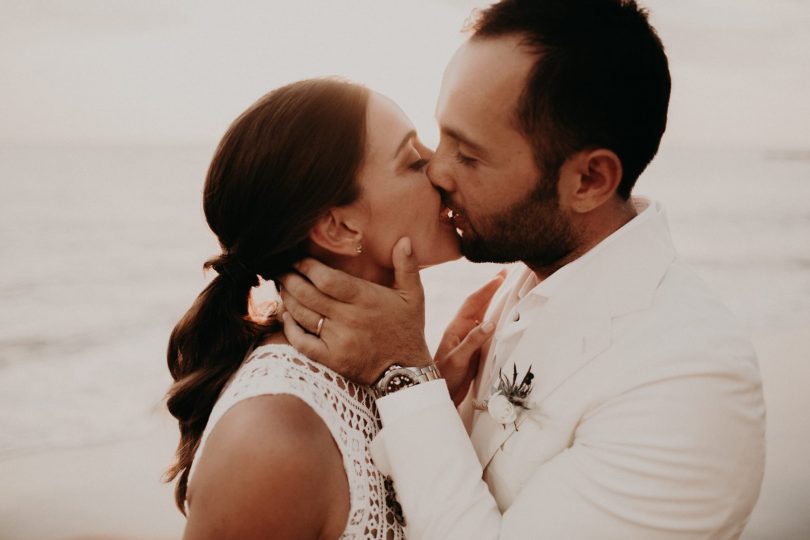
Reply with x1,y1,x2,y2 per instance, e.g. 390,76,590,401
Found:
487,392,518,424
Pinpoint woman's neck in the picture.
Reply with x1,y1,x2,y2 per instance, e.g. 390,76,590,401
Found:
323,252,395,288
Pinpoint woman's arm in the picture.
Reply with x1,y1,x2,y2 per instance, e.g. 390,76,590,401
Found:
183,394,350,540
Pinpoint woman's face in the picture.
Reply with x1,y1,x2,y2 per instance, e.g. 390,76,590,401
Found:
353,92,461,268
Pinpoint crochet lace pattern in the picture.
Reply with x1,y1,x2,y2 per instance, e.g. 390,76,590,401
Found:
189,344,405,539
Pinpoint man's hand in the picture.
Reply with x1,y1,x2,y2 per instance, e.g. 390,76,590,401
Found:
435,270,506,405
279,238,431,386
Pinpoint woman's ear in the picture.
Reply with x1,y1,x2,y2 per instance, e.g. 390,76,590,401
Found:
559,149,623,214
309,208,364,257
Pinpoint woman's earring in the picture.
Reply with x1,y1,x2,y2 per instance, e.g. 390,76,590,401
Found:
355,243,363,255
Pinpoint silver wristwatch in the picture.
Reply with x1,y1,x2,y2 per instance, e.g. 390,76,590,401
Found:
373,363,442,398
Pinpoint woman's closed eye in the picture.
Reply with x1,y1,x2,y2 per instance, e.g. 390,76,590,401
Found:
409,158,428,171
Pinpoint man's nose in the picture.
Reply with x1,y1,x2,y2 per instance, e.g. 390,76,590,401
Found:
426,156,455,193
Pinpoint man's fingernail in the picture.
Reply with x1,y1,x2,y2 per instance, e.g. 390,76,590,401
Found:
403,237,412,256
482,321,495,333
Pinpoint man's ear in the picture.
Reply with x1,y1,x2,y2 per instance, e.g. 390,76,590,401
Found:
309,208,363,257
560,149,623,214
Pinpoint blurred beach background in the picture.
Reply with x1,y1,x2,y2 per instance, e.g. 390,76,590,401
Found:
1,1,808,538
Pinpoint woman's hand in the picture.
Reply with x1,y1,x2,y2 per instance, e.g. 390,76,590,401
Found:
434,270,506,405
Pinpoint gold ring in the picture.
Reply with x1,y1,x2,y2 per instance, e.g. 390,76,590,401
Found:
315,316,325,337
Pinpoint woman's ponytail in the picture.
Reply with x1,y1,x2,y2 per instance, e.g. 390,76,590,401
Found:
164,254,265,512
164,79,369,512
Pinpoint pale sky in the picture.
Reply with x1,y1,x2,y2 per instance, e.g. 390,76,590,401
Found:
0,0,807,149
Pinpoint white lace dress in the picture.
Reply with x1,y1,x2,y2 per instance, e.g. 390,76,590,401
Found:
188,344,406,540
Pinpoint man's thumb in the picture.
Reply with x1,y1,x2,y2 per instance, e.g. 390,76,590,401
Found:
392,237,422,295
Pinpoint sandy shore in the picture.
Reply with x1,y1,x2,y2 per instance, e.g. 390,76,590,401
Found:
0,412,185,540
2,320,809,540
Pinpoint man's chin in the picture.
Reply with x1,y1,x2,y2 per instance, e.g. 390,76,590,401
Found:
461,253,513,264
460,238,518,264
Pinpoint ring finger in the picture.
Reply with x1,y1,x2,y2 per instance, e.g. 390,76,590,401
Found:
280,289,326,337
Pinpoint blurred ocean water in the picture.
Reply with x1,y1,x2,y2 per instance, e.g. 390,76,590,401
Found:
0,142,808,457
0,144,218,456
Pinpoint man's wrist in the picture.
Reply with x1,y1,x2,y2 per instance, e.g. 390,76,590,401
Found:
390,344,433,368
364,339,432,386
370,343,432,379
373,362,442,398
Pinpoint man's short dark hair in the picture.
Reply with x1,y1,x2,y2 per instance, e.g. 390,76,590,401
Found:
472,0,671,199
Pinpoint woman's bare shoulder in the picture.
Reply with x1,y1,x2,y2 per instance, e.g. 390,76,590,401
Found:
184,394,349,540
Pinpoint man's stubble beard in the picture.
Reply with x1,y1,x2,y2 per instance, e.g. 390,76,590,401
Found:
459,176,578,269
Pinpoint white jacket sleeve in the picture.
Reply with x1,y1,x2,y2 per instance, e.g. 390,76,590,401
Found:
369,370,764,540
370,380,501,539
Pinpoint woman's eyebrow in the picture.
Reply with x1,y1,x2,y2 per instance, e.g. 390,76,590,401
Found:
393,130,416,159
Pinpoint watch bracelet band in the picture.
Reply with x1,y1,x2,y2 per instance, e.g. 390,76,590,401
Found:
373,363,442,398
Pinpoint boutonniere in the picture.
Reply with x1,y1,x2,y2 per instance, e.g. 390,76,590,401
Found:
475,364,535,429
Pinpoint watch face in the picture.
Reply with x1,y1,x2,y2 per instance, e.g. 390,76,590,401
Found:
384,369,417,394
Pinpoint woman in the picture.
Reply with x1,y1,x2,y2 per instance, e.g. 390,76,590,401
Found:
165,78,461,539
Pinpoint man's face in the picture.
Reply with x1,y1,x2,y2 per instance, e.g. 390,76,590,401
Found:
429,35,576,266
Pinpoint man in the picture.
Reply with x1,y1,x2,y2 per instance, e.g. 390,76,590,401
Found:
280,0,766,537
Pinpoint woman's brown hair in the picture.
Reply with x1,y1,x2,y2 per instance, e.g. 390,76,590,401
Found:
164,78,370,512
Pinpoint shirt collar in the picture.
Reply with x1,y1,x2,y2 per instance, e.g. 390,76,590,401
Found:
524,196,656,300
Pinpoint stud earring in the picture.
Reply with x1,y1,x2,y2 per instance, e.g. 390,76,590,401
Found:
356,243,363,254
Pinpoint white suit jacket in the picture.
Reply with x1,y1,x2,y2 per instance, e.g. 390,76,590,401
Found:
370,199,765,539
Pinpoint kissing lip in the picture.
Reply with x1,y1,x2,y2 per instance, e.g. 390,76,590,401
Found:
439,205,453,226
440,203,466,237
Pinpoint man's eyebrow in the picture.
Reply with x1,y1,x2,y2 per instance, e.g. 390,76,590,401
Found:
393,130,417,159
442,127,487,157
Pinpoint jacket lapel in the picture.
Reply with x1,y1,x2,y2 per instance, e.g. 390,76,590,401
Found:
469,285,612,469
468,199,677,471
